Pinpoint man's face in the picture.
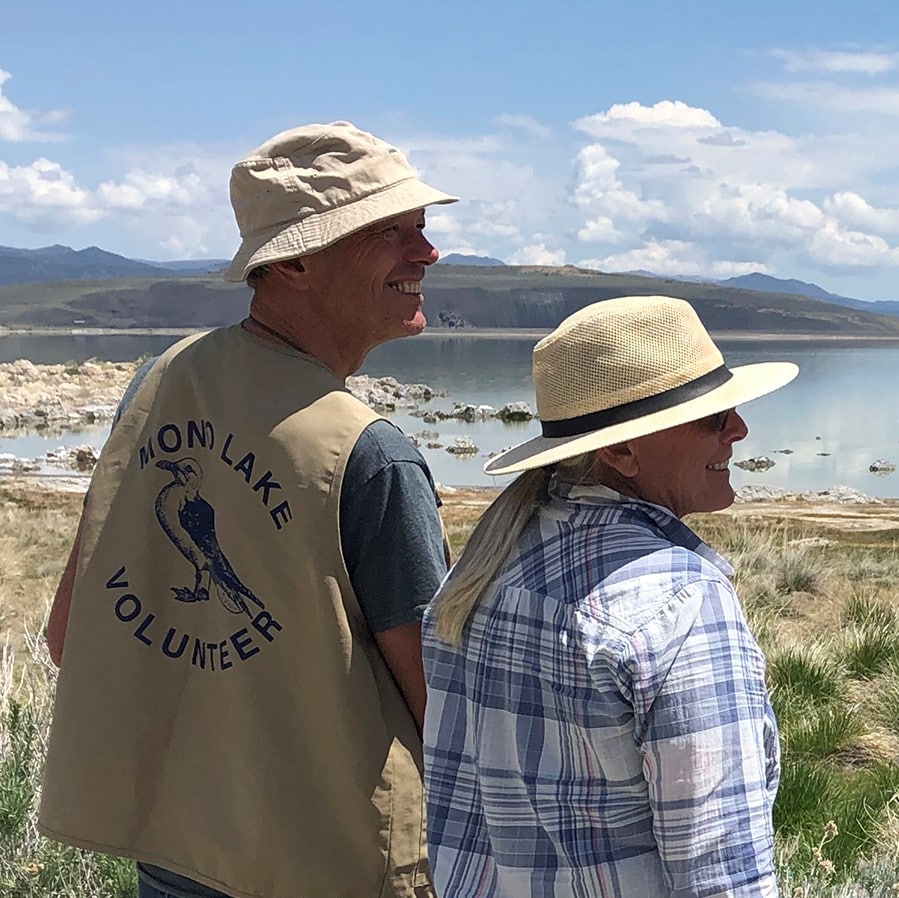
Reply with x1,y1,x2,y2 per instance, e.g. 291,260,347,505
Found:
301,208,439,348
625,408,749,517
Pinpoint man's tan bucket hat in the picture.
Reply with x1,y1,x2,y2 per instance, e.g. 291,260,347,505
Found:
484,295,798,476
224,121,458,282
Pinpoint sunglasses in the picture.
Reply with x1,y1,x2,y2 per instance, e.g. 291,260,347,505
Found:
708,409,733,432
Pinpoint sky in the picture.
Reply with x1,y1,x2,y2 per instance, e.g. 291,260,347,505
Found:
5,0,899,299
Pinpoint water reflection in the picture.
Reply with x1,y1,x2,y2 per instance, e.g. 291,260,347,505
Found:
3,333,899,496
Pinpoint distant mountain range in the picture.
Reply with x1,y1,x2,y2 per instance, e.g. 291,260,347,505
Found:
438,252,506,267
4,260,899,337
621,268,899,317
718,272,899,317
2,243,899,335
0,243,502,285
0,244,228,286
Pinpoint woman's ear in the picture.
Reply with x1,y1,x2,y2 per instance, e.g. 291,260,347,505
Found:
596,442,639,478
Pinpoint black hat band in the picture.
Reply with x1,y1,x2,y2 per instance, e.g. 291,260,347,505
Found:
541,365,733,438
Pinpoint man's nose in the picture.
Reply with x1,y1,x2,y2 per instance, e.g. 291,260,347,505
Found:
411,233,439,266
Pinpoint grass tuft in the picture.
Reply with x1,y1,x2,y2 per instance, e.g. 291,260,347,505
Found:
839,627,899,680
773,546,825,595
786,705,864,759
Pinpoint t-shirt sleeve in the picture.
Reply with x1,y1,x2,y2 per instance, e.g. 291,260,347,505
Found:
113,356,157,426
339,420,448,633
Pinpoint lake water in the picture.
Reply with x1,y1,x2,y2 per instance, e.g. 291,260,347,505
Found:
4,331,899,495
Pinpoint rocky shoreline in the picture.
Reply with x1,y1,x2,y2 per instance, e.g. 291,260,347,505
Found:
0,358,894,507
0,358,539,480
0,359,537,436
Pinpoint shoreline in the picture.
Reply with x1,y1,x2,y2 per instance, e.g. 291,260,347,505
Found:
3,471,899,507
5,326,899,343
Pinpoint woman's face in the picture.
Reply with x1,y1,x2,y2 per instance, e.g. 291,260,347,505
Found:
623,408,749,517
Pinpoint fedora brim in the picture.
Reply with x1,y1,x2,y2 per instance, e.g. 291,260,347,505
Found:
483,361,799,476
223,179,458,282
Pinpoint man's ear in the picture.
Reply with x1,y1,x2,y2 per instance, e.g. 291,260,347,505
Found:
596,442,639,478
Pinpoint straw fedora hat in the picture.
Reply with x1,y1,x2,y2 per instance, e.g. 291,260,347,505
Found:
484,295,798,476
224,121,458,282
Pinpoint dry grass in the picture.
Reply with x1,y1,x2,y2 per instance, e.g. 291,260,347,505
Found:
0,488,82,655
4,483,899,891
439,486,499,559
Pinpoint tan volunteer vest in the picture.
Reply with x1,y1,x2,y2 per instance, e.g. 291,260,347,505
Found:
40,325,432,898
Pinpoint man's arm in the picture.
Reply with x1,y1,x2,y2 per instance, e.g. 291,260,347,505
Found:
340,421,448,733
375,622,427,731
46,514,86,667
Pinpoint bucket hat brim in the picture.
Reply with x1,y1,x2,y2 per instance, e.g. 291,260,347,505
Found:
224,178,457,282
484,360,798,476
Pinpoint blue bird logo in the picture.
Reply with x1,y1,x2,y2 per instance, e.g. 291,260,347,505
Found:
155,457,266,616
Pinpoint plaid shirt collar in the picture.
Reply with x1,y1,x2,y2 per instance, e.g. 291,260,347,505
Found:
550,477,735,579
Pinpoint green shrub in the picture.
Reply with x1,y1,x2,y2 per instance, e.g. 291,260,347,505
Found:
842,591,899,630
875,665,899,737
785,705,863,759
839,627,899,680
0,644,137,898
775,761,899,879
775,757,837,836
768,648,843,712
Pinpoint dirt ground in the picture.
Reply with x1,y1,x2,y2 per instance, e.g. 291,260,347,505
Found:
722,499,899,533
444,487,899,534
4,482,899,656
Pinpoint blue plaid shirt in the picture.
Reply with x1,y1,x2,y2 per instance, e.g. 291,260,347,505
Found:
422,481,779,898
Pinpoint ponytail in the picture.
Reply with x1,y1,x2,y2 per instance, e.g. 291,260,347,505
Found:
433,467,550,644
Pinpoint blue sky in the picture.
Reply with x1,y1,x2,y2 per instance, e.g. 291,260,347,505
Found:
5,0,899,299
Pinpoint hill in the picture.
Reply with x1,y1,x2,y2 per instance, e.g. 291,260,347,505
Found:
438,253,505,266
720,272,899,317
3,265,899,336
0,244,229,285
421,266,899,334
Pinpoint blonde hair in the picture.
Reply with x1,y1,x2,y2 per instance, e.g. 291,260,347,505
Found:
434,451,597,645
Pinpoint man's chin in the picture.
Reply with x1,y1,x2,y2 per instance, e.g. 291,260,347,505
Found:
402,310,427,336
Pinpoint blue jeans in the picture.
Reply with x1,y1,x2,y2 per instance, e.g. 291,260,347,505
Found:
137,879,172,898
137,863,230,898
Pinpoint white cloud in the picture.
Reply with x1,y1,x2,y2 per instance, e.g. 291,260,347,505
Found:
0,69,70,142
0,158,100,227
751,80,899,115
398,132,573,271
434,244,492,257
495,114,552,139
89,148,234,258
508,243,567,266
577,239,768,279
576,101,720,133
97,166,212,211
564,97,899,282
0,138,236,257
422,211,460,236
770,48,898,75
698,183,825,240
824,191,899,234
808,222,899,267
577,215,623,243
